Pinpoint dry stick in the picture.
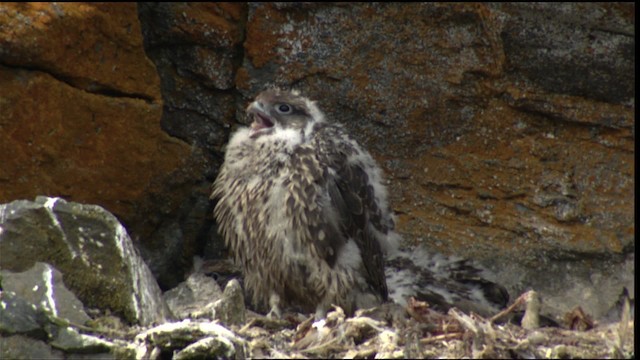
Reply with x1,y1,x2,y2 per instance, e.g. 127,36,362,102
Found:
489,293,525,323
420,332,463,344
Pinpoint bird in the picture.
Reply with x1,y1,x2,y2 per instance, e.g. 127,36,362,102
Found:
211,88,400,319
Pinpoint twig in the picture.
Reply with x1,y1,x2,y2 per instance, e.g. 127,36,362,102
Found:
420,332,463,344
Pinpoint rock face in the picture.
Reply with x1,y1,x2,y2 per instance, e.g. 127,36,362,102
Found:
0,3,194,256
134,3,248,290
1,262,91,326
0,197,170,325
0,2,634,324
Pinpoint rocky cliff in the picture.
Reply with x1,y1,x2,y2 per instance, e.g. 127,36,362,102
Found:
1,2,634,323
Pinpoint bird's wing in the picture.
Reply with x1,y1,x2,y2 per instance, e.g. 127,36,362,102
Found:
311,125,389,300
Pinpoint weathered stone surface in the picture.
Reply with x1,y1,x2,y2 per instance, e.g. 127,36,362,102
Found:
137,2,246,152
1,262,91,326
164,272,223,320
0,290,114,358
212,279,246,326
0,291,48,340
0,63,189,225
0,3,159,98
163,272,246,326
135,320,246,359
0,335,64,360
0,197,170,325
49,326,114,355
132,3,248,289
496,3,634,104
0,2,193,240
173,336,240,360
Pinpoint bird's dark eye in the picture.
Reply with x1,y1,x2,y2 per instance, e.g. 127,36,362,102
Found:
277,104,292,114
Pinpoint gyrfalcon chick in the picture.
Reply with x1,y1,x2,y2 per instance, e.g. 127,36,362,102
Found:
212,89,399,319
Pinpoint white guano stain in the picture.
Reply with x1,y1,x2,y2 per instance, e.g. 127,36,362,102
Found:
43,197,78,259
43,264,58,317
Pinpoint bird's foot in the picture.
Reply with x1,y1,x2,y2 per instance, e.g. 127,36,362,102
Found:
266,293,282,319
266,307,282,319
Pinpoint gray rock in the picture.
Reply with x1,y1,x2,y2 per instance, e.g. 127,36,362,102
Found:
173,336,240,360
164,272,223,320
135,320,246,359
0,335,64,360
49,326,114,355
0,197,170,325
163,272,246,326
482,252,635,321
495,3,634,104
1,262,91,326
0,291,48,339
212,279,246,326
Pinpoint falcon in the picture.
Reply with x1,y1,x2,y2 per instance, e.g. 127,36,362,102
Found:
211,89,399,318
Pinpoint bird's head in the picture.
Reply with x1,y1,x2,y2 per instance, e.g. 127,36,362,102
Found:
246,89,325,139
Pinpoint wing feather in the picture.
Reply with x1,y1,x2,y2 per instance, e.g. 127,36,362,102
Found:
309,124,389,300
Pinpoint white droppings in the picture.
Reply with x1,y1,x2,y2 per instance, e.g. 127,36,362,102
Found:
131,293,141,320
0,301,6,310
43,264,57,317
312,318,326,331
43,197,59,210
32,285,39,292
113,223,142,320
42,197,78,259
80,253,90,267
113,224,127,260
0,205,9,221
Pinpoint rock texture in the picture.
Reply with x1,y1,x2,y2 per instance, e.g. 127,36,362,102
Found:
0,2,634,325
0,3,193,251
1,262,91,326
0,197,170,325
0,291,49,340
134,3,249,290
163,272,223,320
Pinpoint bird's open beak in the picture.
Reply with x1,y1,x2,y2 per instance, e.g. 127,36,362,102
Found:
247,102,275,138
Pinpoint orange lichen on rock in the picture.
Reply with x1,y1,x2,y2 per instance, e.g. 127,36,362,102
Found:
0,67,189,222
0,3,161,99
0,3,191,224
